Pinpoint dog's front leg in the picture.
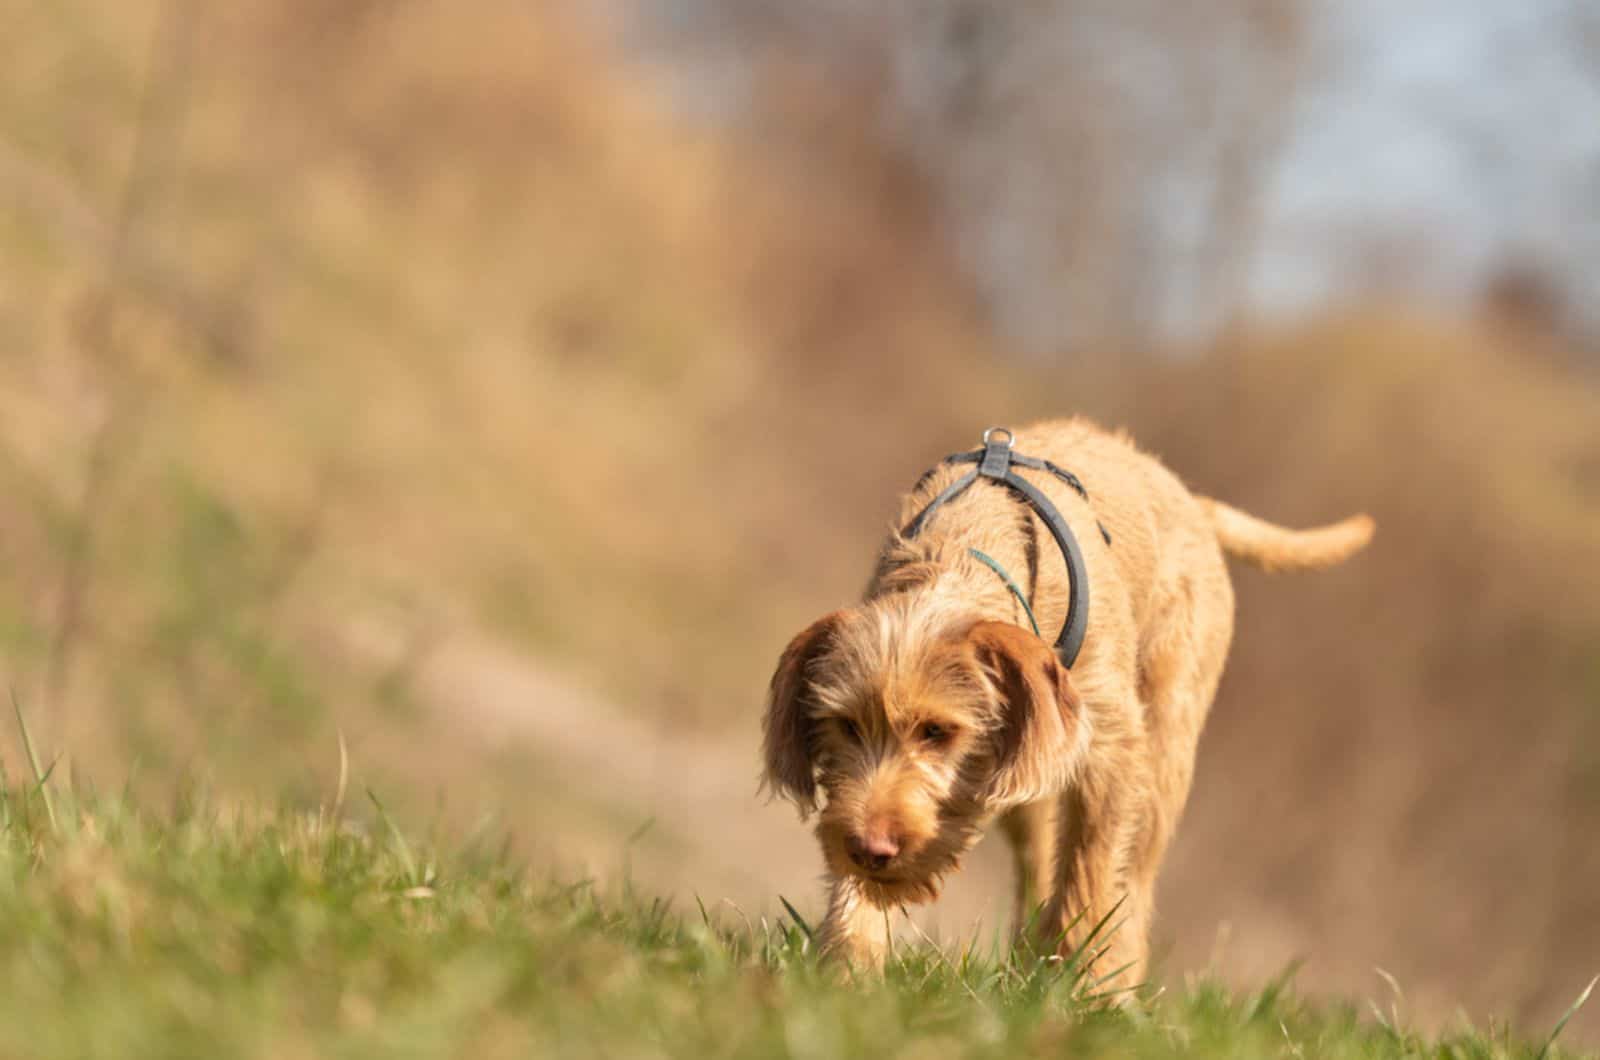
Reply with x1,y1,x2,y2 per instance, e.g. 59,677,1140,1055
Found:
814,874,895,970
1041,747,1151,995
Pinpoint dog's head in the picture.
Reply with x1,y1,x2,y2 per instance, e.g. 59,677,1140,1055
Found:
761,605,1082,903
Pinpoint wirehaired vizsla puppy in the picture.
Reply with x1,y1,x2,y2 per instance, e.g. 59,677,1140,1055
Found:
761,419,1372,989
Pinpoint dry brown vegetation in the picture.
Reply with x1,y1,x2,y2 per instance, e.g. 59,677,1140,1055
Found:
2,0,1597,1040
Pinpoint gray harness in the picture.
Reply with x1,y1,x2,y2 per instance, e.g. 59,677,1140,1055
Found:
900,427,1106,669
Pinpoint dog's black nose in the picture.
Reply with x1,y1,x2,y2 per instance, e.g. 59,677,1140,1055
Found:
847,829,901,871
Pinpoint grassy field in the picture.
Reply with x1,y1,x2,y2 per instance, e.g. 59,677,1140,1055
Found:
2,766,1592,1060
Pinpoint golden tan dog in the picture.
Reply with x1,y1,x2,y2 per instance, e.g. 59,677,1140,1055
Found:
761,417,1372,988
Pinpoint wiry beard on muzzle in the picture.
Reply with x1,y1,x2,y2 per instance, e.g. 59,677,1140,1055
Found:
817,810,987,906
858,872,946,906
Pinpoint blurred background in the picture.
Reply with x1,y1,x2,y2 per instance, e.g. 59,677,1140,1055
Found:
3,0,1598,1038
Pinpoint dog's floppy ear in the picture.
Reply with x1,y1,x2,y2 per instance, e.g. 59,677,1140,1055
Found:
761,611,845,816
966,620,1081,809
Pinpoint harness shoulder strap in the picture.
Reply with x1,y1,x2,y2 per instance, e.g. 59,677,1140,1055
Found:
899,428,1099,668
901,469,978,539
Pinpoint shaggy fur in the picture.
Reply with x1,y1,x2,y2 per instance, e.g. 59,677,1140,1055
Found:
761,417,1373,988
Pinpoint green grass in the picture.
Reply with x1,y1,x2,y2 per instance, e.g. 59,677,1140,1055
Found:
0,779,1590,1059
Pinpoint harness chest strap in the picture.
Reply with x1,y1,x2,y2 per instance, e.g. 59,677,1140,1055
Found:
899,428,1105,669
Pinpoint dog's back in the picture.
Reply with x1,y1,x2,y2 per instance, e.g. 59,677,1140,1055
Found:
882,416,1371,650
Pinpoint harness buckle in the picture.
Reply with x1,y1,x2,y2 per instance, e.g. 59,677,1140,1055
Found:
979,426,1014,478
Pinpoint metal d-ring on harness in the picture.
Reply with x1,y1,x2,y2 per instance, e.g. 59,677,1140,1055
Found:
900,427,1109,669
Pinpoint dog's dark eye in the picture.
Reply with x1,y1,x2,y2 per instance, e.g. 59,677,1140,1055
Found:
838,717,863,742
919,722,952,745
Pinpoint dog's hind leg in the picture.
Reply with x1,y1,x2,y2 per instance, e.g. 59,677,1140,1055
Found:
1122,561,1235,977
998,798,1056,940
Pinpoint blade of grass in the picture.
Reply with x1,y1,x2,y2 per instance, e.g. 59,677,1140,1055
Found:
1536,974,1597,1060
902,911,983,1002
1246,960,1305,1021
1060,895,1126,977
1081,959,1139,997
621,816,654,895
778,894,814,942
1077,966,1145,1009
718,898,755,947
12,689,58,833
366,788,418,885
331,727,349,820
1038,902,1092,964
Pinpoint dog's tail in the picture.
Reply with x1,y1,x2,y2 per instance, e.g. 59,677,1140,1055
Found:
1199,498,1375,572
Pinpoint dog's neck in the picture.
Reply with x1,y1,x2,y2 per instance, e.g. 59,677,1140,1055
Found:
867,535,1061,646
